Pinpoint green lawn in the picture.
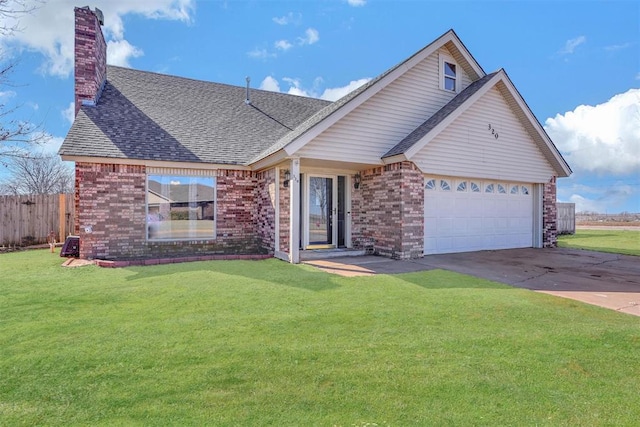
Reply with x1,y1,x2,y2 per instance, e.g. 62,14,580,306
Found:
558,229,640,256
1,251,640,426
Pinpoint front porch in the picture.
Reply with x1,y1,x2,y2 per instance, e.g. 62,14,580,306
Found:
267,158,425,264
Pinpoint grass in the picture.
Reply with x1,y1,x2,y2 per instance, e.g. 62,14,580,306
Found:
1,250,640,426
558,229,640,256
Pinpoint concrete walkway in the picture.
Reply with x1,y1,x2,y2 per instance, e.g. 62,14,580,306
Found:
304,248,640,317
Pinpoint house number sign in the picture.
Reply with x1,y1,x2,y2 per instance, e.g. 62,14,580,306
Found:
488,123,499,139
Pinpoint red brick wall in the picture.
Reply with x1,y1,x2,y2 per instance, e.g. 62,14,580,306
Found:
255,169,276,253
76,163,273,260
352,161,424,259
74,7,107,116
278,168,290,253
76,163,147,259
542,176,558,248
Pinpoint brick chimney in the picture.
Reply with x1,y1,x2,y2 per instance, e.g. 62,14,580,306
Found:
74,6,106,116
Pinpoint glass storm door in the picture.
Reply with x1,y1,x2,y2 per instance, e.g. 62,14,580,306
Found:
307,176,334,248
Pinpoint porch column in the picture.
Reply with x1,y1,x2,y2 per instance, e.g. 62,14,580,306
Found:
289,158,301,263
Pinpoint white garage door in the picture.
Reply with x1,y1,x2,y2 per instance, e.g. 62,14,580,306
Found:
424,177,533,255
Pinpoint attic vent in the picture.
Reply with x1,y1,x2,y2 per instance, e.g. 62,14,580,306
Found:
245,76,251,105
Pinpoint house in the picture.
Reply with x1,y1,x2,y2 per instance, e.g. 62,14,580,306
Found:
60,6,571,263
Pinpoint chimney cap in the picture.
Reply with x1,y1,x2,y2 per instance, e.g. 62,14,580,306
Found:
94,7,104,25
80,5,104,25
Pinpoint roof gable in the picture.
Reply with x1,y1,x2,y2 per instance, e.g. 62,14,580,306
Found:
251,29,486,165
284,46,477,167
383,72,498,158
384,69,571,178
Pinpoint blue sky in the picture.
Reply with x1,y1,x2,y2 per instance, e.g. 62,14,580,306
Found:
2,0,638,213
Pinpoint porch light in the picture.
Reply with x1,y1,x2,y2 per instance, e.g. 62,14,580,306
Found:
283,169,291,188
354,172,361,189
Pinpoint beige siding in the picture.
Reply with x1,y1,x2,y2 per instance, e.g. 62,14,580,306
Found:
412,86,556,183
295,48,473,164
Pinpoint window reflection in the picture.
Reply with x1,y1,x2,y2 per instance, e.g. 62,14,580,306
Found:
147,175,216,240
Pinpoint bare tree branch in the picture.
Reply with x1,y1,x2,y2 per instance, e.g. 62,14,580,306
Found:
0,0,43,36
0,153,74,195
0,0,47,163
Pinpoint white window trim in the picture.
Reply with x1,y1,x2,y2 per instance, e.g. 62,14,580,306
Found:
439,52,459,93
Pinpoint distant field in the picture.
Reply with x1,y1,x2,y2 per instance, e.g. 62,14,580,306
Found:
577,222,639,229
558,229,640,256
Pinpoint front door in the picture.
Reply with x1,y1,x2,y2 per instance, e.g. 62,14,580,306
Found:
302,175,346,249
307,176,334,248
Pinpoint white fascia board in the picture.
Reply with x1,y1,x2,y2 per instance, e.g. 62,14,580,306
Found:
249,149,288,172
403,72,504,160
447,31,485,79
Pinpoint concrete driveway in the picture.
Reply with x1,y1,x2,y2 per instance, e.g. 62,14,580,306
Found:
304,248,640,316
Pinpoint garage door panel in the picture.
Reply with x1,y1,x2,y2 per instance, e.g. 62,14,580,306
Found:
467,217,483,232
436,237,453,252
437,218,454,235
425,177,534,255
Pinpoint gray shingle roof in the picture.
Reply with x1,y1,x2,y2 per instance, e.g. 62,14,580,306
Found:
60,66,331,165
383,72,498,158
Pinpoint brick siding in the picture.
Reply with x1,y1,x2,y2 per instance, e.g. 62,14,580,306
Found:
278,168,290,253
542,176,558,248
255,169,276,253
352,161,424,259
76,163,275,260
74,7,106,116
76,163,147,259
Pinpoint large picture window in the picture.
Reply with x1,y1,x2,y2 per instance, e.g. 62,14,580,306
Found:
147,175,216,240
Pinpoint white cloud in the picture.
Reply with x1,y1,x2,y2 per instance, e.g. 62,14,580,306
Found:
0,90,17,100
259,76,280,92
260,75,370,100
347,0,367,6
320,78,371,101
170,180,181,185
563,184,637,213
558,35,586,55
62,102,75,124
282,77,310,97
0,0,195,78
250,26,317,60
107,39,144,67
272,12,301,25
40,135,65,155
604,42,632,52
23,131,65,155
274,39,292,51
544,88,640,176
247,48,275,59
298,28,319,45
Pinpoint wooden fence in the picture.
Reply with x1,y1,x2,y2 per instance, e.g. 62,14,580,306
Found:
0,193,75,247
557,202,576,235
